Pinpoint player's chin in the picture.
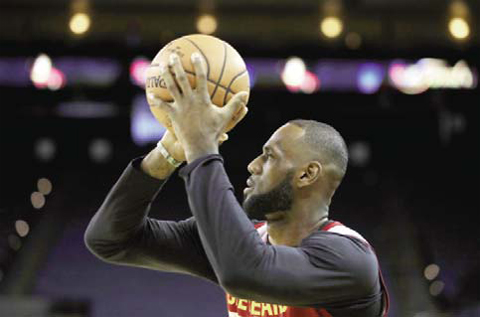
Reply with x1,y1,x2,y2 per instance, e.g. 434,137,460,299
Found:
243,187,254,200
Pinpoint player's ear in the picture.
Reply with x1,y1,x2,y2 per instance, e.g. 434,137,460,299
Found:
296,161,322,188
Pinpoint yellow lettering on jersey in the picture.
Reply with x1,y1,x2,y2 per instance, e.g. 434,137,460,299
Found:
261,303,273,315
279,305,287,313
227,294,236,305
237,299,248,310
272,304,278,314
250,301,261,315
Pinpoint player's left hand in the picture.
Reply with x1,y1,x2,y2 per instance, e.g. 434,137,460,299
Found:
149,53,249,163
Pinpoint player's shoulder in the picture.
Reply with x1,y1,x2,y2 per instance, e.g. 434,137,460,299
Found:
300,221,375,261
301,222,379,288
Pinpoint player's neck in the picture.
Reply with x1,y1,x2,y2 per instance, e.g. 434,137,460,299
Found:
266,203,329,247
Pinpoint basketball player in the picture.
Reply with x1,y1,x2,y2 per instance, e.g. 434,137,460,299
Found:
85,53,389,316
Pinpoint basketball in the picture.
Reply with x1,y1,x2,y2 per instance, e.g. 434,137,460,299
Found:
145,34,250,134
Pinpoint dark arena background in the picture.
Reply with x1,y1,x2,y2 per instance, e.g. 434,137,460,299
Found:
0,0,479,316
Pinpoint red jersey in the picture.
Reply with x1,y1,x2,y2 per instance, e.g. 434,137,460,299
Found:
225,221,389,317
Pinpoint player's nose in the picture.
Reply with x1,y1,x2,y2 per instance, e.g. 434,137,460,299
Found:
247,156,262,175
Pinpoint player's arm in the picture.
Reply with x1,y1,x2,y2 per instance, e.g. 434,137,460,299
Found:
84,132,217,282
179,156,380,307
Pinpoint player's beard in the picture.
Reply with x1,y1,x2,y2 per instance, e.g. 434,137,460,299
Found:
242,171,294,221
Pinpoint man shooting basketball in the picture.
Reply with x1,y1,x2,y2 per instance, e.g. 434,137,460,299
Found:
85,53,389,316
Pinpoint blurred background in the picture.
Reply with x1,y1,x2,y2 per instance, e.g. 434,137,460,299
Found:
0,0,479,316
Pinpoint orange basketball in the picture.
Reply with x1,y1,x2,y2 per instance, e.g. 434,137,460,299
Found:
145,34,250,134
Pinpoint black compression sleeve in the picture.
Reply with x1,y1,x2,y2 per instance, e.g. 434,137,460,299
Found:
84,158,217,282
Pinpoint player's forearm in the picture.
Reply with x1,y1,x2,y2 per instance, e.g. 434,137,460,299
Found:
179,156,267,286
85,159,167,261
141,147,177,179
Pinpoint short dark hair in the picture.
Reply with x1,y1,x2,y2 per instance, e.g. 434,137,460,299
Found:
288,119,348,180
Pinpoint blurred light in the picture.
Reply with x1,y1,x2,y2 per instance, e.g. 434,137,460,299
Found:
243,58,280,89
429,280,445,296
31,192,46,209
69,13,91,35
349,142,370,167
452,113,466,133
15,220,30,237
357,63,384,94
388,62,420,95
388,62,428,95
89,139,112,163
389,59,476,94
246,63,257,88
448,17,470,40
314,60,359,91
37,178,52,195
424,264,440,281
56,57,121,86
131,94,166,146
0,58,31,86
130,57,150,87
8,234,22,251
345,32,362,49
320,16,343,38
56,101,118,118
30,55,66,90
47,67,66,91
282,57,306,90
34,138,56,162
196,14,217,35
300,71,320,94
30,54,52,86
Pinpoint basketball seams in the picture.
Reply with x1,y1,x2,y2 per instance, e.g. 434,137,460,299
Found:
222,69,248,105
183,37,211,79
210,42,228,100
148,37,247,105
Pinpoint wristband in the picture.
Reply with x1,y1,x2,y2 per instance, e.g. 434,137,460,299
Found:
156,140,182,168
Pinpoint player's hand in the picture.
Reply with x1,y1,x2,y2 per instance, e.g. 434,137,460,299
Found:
159,130,187,162
159,129,230,163
149,52,249,163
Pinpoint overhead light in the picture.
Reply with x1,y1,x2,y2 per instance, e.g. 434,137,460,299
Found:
357,63,384,94
89,139,112,163
37,178,53,195
424,264,440,281
8,234,22,251
448,17,470,40
130,57,150,87
320,16,343,38
70,13,91,35
281,57,306,89
429,280,445,296
30,54,52,86
348,142,371,167
196,14,217,35
15,220,30,237
34,138,56,162
31,192,46,209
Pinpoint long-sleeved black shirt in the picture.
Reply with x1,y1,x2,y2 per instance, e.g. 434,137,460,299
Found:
85,155,387,316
